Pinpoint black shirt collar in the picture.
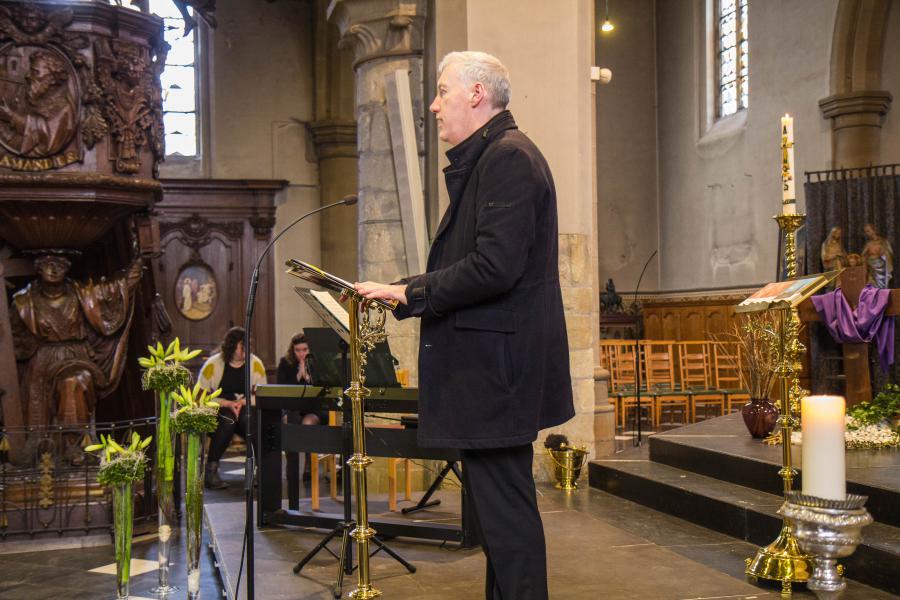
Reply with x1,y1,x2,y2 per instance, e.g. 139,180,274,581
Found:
444,110,518,170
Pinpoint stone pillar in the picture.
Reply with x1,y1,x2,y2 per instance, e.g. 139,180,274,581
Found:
820,0,893,168
593,367,615,458
328,0,427,380
312,1,360,280
310,120,359,280
819,91,893,168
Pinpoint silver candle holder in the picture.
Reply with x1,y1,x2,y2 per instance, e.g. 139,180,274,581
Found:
777,492,873,599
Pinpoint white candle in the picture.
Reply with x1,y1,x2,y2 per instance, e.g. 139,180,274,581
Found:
801,395,846,500
781,114,796,215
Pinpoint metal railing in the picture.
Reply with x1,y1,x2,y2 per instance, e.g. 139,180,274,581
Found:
0,418,165,540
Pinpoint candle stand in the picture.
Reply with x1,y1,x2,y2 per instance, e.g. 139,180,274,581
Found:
745,213,815,594
778,492,873,600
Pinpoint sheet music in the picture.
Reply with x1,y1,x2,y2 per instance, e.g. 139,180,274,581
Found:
294,287,350,343
310,289,350,331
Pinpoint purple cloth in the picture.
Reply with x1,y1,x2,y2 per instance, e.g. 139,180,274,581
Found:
811,284,895,373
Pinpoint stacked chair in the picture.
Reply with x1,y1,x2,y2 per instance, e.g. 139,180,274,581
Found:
600,338,750,432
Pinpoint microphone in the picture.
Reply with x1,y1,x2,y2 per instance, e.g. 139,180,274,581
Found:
238,193,356,600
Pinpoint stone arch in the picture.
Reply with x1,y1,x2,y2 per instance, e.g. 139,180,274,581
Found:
819,0,893,168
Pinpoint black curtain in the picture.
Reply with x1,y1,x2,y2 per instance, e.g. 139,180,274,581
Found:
803,164,900,394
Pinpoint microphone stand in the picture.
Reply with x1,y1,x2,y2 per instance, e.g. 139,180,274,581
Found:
632,250,658,447
238,195,357,600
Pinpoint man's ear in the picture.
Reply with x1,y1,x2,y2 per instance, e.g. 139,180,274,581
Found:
470,82,487,108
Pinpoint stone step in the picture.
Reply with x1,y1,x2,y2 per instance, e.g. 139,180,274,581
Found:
589,452,900,595
648,412,899,527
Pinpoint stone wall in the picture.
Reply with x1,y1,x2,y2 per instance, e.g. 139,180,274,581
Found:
599,0,838,292
158,0,322,356
880,4,900,164
596,0,660,292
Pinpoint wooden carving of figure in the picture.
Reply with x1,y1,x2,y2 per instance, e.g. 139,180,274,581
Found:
820,225,848,271
9,254,143,463
0,48,78,158
95,39,164,173
862,223,893,288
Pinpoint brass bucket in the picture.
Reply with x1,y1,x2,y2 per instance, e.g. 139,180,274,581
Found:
546,447,588,491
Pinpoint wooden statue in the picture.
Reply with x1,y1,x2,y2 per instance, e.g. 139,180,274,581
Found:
862,223,893,288
820,225,848,271
9,253,143,462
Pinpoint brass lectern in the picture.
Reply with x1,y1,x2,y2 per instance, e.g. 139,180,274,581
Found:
286,259,396,599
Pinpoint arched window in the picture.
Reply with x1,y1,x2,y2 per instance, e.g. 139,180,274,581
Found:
148,0,199,157
717,0,748,118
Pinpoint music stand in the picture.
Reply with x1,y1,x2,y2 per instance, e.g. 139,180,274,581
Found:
289,286,414,597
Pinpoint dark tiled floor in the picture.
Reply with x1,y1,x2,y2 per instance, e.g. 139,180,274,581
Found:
2,447,896,600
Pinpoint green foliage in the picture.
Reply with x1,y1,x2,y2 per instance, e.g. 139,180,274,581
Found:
847,383,900,429
171,382,222,434
172,407,219,434
85,432,152,486
142,363,192,393
138,338,202,392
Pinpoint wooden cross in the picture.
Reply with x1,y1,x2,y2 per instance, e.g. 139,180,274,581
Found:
798,265,900,406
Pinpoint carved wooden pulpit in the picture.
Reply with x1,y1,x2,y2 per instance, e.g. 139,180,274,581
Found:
798,265,900,406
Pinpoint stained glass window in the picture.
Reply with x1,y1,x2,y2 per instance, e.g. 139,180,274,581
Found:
148,0,198,157
718,0,748,118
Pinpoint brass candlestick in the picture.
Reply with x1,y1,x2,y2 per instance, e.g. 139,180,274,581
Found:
345,295,387,599
745,213,814,595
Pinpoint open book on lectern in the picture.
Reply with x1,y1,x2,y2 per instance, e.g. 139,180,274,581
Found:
285,258,397,311
735,270,840,313
287,259,400,387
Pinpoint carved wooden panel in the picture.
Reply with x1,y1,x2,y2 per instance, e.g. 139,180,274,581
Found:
153,179,287,370
640,292,750,342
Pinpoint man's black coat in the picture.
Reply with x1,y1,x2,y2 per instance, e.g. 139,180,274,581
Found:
395,111,574,449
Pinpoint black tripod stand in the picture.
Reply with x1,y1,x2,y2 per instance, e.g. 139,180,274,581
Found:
292,337,414,598
401,461,461,515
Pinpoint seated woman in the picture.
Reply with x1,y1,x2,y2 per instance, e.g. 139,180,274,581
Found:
198,326,267,490
278,333,328,507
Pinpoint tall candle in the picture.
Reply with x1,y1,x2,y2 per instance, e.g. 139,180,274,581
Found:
801,395,846,500
781,114,796,215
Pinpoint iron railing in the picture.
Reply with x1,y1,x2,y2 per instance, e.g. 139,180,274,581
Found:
0,418,171,540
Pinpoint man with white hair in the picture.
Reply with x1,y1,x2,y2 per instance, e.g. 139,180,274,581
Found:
356,51,573,599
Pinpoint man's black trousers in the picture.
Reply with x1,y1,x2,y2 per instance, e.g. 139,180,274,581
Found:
461,443,548,600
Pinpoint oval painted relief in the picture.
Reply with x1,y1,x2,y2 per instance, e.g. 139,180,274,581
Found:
175,263,217,321
0,44,80,158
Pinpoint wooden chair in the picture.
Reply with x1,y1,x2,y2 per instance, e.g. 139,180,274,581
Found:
611,343,652,430
641,341,690,427
677,341,724,422
388,457,413,512
712,341,750,412
310,410,339,511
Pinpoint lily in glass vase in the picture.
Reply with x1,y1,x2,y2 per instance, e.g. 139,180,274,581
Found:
85,432,152,600
139,338,201,596
171,382,222,600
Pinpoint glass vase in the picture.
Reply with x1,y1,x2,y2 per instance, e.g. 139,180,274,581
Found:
112,482,134,600
742,397,780,438
183,432,207,600
152,391,178,596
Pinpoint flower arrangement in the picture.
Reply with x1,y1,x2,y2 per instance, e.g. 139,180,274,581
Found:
171,382,222,434
138,338,201,595
844,384,900,449
86,432,152,487
140,339,199,392
171,382,221,599
85,432,152,600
